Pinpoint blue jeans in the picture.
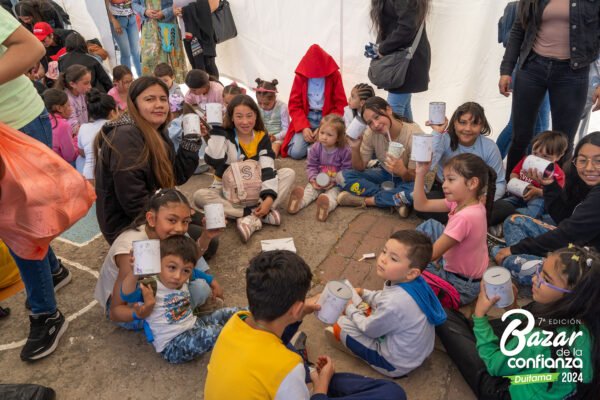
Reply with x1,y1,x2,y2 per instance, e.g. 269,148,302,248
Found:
338,167,415,208
111,14,142,76
507,53,590,175
416,219,481,305
9,109,59,315
287,110,322,159
496,92,550,159
160,307,239,364
503,195,545,219
386,92,412,121
19,108,53,147
491,215,553,285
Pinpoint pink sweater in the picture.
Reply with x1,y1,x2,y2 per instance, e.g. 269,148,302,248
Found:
184,81,224,106
51,113,78,163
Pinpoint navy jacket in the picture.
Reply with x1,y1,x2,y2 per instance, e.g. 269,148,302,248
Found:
501,0,600,75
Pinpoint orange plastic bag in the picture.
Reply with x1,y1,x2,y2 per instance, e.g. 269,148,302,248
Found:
0,122,96,260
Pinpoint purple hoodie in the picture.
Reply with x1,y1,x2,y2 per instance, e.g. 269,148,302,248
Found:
306,142,351,181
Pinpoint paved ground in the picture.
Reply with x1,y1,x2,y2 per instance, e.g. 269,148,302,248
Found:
0,158,476,399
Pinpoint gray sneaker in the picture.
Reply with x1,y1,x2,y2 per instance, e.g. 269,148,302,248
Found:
337,192,366,208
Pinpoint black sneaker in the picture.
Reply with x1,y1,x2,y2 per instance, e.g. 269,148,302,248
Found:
20,310,68,362
25,263,72,310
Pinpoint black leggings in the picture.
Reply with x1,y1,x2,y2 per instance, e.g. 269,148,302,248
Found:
436,309,511,400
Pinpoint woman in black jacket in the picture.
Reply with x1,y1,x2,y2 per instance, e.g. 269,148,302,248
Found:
14,0,68,30
369,0,431,121
494,132,600,274
58,32,113,93
94,76,209,247
500,0,600,176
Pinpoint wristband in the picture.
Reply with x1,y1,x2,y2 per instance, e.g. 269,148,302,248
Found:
180,139,202,152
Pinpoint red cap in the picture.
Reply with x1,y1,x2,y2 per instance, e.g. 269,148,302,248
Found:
33,22,53,41
50,47,66,61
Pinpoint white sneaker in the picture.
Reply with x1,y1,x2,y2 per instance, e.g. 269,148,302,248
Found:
261,209,281,226
236,215,262,243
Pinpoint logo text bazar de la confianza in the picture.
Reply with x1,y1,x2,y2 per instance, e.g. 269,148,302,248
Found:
500,309,584,385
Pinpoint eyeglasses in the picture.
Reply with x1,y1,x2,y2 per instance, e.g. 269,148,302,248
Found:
572,156,600,169
535,263,573,294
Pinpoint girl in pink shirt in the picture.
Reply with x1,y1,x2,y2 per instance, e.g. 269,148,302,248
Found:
55,64,92,137
183,69,224,107
107,65,133,112
413,153,496,305
42,88,78,163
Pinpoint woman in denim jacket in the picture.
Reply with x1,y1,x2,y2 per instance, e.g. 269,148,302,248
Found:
499,0,600,177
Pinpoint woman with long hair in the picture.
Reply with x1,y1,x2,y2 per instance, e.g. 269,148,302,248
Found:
58,32,113,92
94,76,205,246
500,0,600,176
369,0,431,120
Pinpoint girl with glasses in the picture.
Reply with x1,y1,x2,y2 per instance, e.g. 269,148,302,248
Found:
493,132,600,282
437,245,600,399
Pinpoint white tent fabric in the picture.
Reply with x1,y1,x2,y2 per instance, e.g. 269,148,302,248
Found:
215,0,600,138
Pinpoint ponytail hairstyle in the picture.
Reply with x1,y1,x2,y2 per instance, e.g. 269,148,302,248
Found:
564,131,600,207
360,96,410,127
94,77,175,189
86,88,117,121
529,246,600,397
370,0,430,37
130,188,191,230
319,114,346,148
447,102,491,151
443,153,496,225
41,88,68,128
113,65,133,82
223,82,245,96
351,83,375,118
54,64,90,91
518,0,538,30
64,32,88,53
223,94,266,132
255,78,279,101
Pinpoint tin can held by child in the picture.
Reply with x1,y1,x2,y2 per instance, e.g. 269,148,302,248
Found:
387,142,405,159
316,172,331,187
205,103,223,125
183,113,201,137
483,267,514,308
410,133,433,162
523,155,554,178
507,178,531,198
346,118,366,140
204,203,226,230
133,239,162,276
317,281,353,324
429,102,446,125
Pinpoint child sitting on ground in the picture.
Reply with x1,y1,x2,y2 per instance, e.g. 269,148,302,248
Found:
42,88,78,164
120,235,238,364
204,250,407,400
287,114,351,221
184,69,223,108
255,78,289,156
413,153,496,305
324,230,446,378
107,65,133,111
222,82,245,109
343,83,374,129
504,130,567,219
154,63,184,113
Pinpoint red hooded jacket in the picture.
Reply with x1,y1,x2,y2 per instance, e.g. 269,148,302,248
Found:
280,44,347,158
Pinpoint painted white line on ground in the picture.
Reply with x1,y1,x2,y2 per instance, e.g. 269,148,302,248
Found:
56,233,102,248
0,257,100,352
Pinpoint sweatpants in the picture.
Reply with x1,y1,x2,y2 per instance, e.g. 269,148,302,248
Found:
160,307,239,364
193,168,296,218
296,183,341,212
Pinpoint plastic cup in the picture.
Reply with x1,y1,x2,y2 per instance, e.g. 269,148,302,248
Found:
523,155,554,178
132,239,161,276
205,103,223,125
204,203,226,230
387,142,405,159
346,118,366,140
483,267,514,308
429,102,446,125
507,178,531,198
317,281,352,324
183,113,201,137
410,133,434,162
316,172,330,187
